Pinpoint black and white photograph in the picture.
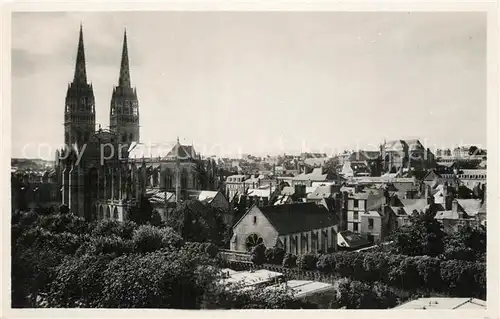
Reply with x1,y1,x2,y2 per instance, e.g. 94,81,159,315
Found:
2,2,499,316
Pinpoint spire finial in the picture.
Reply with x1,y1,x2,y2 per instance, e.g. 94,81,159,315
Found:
118,28,131,88
73,24,87,84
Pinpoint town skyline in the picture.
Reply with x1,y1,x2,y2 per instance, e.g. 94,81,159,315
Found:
12,11,486,159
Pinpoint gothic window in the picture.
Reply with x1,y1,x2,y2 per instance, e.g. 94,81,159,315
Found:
153,170,159,187
79,98,85,111
113,207,119,220
301,233,308,253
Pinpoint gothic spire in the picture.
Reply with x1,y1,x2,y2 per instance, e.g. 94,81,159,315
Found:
73,23,87,84
118,28,131,88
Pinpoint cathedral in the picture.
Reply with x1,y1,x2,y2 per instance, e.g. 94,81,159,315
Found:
56,25,219,221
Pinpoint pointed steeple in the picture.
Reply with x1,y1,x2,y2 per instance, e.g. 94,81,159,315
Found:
73,23,87,84
118,28,131,88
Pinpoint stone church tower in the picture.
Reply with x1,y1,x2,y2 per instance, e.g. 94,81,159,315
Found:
64,24,96,147
110,30,140,144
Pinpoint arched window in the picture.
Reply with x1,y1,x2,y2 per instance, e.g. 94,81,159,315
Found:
122,134,126,143
129,133,133,141
105,206,111,219
99,206,104,220
113,207,119,220
245,233,263,251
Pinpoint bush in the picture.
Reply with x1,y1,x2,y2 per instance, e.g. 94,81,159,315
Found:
77,235,135,257
250,243,266,265
296,253,318,271
92,219,137,240
265,247,285,265
132,225,184,253
203,242,219,258
316,254,336,273
282,253,297,268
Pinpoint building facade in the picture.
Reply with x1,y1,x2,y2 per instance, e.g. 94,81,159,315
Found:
57,26,217,221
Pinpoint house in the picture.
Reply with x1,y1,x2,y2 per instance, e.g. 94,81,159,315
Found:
456,169,486,191
382,139,434,173
225,174,248,201
359,211,382,244
186,190,231,223
434,198,485,233
337,230,371,250
346,190,386,234
290,167,341,187
230,202,338,254
307,184,340,202
341,150,382,177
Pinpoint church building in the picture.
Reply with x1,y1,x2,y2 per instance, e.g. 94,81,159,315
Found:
56,25,219,221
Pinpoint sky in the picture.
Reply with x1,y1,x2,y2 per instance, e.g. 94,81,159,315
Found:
11,11,486,160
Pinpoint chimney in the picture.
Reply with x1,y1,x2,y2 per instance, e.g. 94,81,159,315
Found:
294,184,306,198
390,194,398,207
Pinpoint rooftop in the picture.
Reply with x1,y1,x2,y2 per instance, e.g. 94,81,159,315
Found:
258,202,337,235
394,297,486,310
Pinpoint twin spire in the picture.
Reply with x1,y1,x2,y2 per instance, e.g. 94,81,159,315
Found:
73,24,131,88
73,24,87,84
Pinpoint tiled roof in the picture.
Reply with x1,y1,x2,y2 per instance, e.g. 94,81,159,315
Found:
307,185,334,199
434,210,461,220
349,151,380,162
259,203,337,235
247,188,273,198
164,144,197,161
456,199,482,216
400,199,428,215
148,190,176,204
187,190,221,203
338,230,370,248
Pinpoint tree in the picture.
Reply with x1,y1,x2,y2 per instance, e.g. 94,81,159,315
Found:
132,225,184,254
166,200,227,246
390,210,446,257
296,253,318,271
150,210,163,227
91,219,137,240
282,253,297,268
195,160,209,190
48,254,113,307
265,247,285,265
468,145,478,156
316,254,336,273
128,195,154,225
250,243,266,265
99,250,219,308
